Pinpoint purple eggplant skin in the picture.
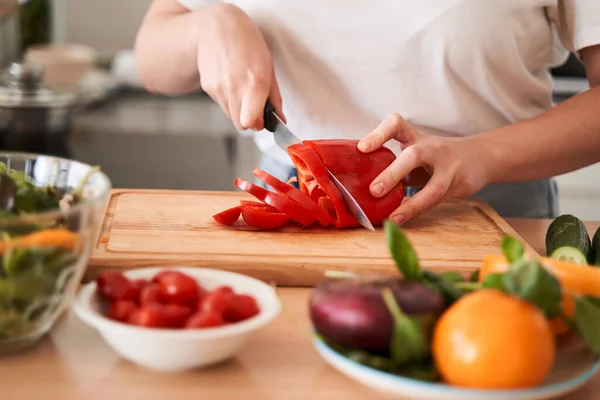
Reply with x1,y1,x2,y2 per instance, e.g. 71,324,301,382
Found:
309,277,445,352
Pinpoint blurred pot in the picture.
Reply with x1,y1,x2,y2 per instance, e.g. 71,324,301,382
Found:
0,62,78,157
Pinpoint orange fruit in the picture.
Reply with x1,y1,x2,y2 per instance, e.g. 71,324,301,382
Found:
432,289,556,389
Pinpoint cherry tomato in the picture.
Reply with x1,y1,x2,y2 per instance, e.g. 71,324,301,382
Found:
133,278,149,292
185,311,226,329
226,295,260,322
201,287,235,314
139,283,162,306
132,303,166,328
96,270,137,302
108,300,138,323
158,271,201,306
151,270,178,284
163,304,193,328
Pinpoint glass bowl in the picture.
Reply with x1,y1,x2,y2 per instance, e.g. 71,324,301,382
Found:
0,152,111,354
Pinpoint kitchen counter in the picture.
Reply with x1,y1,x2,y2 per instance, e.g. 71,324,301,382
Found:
1,218,599,400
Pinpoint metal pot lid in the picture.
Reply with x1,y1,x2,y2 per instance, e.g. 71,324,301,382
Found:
0,62,78,108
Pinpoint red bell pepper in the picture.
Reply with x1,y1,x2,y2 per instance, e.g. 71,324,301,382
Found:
234,178,318,227
241,207,290,230
252,168,334,227
289,139,406,228
213,139,405,230
212,206,242,226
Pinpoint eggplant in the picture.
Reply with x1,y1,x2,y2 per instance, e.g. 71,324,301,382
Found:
309,276,444,352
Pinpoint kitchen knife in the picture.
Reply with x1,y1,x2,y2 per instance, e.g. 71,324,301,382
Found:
263,100,376,231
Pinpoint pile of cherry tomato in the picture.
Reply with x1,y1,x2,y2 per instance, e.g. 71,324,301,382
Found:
95,269,261,329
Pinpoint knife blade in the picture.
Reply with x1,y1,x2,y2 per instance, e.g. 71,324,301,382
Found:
263,100,376,231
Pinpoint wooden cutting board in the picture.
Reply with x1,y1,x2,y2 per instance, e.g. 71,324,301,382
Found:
88,189,537,286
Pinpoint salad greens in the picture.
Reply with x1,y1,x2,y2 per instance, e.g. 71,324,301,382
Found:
0,161,97,346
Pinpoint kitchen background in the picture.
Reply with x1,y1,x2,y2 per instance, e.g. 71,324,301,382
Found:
2,0,599,219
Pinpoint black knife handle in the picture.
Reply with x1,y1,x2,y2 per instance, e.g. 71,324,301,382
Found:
263,99,277,132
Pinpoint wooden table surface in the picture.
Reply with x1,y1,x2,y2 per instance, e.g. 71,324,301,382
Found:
1,218,599,400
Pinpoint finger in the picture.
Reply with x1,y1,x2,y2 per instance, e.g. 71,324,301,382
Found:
358,113,419,153
269,73,286,123
389,173,451,225
228,97,243,131
369,145,425,198
239,77,271,130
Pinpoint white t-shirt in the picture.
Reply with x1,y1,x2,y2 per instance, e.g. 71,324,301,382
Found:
178,0,600,167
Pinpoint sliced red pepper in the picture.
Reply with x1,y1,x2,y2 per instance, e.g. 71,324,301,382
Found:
212,206,242,226
304,139,405,226
239,200,280,213
288,143,357,228
252,168,334,227
234,178,317,227
241,207,290,230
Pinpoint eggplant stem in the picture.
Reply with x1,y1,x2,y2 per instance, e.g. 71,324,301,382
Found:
381,287,406,323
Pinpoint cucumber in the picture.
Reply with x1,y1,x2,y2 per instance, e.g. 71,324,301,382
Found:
592,227,600,266
545,214,592,263
550,246,588,265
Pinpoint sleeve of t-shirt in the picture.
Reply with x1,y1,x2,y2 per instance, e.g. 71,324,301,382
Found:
550,0,600,54
177,0,221,11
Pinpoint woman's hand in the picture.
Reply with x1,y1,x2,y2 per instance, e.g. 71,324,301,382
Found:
358,113,490,224
196,4,285,130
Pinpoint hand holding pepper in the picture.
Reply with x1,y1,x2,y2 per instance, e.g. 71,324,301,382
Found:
358,113,489,225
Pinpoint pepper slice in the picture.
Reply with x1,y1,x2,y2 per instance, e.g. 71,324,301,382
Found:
212,206,242,226
288,143,357,228
239,200,280,213
252,168,334,227
234,178,317,227
241,207,290,230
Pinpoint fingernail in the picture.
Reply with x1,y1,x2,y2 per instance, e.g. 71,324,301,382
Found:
358,137,373,152
371,182,384,196
392,214,405,225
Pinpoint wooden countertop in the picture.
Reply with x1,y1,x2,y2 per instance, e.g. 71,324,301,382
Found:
1,218,598,400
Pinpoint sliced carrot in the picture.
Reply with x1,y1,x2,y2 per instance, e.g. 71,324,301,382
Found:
0,228,78,253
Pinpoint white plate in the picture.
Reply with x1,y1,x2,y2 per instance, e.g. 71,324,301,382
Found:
313,335,599,400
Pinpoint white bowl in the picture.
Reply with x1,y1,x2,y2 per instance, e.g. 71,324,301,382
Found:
73,267,281,372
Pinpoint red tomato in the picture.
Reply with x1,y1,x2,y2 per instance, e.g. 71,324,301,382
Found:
132,303,167,328
151,270,177,284
133,278,149,292
185,311,226,329
201,286,235,314
96,270,137,302
108,300,138,323
158,271,201,306
225,295,260,322
139,283,162,306
212,206,242,226
163,304,193,328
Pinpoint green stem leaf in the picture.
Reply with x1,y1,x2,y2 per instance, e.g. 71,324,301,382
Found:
501,235,525,263
504,260,562,318
384,219,422,281
381,288,429,366
574,296,600,355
